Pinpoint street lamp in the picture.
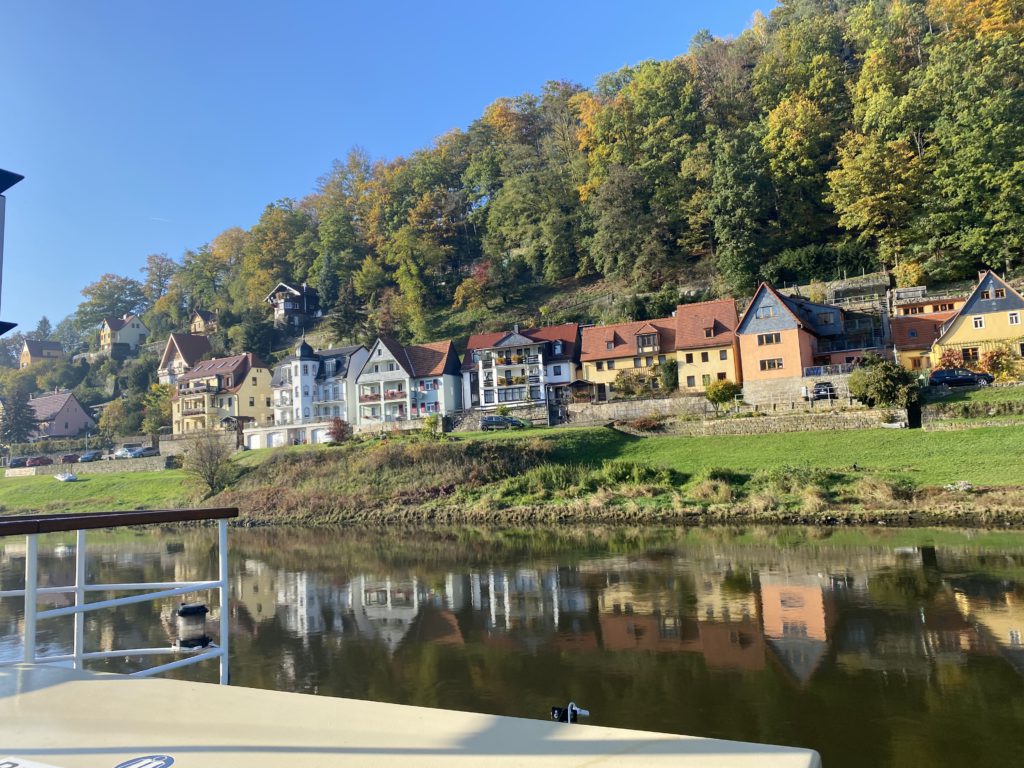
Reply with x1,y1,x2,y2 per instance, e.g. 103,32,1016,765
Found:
0,168,25,338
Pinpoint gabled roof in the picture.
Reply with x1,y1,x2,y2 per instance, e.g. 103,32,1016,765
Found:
675,299,739,350
936,270,1024,344
890,312,956,351
22,339,63,357
737,283,829,336
159,333,212,371
461,323,580,371
191,309,217,322
493,332,537,348
264,282,319,303
176,352,266,392
580,318,676,362
27,391,92,425
405,340,460,377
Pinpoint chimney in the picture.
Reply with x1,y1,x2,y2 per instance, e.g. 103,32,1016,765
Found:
978,270,988,283
513,323,519,334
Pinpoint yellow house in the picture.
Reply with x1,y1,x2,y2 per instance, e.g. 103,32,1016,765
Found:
100,314,148,355
19,339,64,368
931,271,1024,367
172,352,274,434
674,299,741,392
190,309,219,335
579,317,676,401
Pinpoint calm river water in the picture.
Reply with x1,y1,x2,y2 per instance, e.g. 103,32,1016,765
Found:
3,524,1024,767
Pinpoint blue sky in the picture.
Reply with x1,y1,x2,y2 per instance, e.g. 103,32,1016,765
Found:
0,0,771,330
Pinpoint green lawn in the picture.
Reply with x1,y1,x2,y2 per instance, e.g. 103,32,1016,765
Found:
928,384,1024,405
0,470,193,515
540,425,1024,487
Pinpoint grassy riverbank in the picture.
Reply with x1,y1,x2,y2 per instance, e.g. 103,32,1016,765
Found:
1,426,1022,526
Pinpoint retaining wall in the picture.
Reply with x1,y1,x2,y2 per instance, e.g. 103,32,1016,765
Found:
741,373,855,407
5,455,168,478
643,408,905,437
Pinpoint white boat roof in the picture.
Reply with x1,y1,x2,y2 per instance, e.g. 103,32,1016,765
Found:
0,665,820,768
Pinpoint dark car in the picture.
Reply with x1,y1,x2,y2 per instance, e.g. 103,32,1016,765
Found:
8,457,27,468
78,450,103,463
929,368,993,387
811,381,837,401
60,454,80,464
481,415,529,431
25,456,53,467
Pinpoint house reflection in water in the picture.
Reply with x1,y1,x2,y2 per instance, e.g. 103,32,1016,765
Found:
760,573,837,686
953,579,1024,673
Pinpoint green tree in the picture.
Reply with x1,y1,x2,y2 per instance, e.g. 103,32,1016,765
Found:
76,274,148,329
0,389,37,444
848,357,920,407
141,384,173,437
705,379,743,413
658,359,679,391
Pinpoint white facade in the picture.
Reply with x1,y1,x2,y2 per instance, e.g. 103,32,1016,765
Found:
355,339,461,427
462,332,576,410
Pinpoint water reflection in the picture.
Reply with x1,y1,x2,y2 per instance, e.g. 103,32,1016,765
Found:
3,528,1024,768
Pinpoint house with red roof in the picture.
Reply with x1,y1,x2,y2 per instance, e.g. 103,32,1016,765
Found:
171,352,273,434
460,323,580,409
890,312,956,373
99,314,148,356
158,333,213,385
355,337,462,426
674,299,741,392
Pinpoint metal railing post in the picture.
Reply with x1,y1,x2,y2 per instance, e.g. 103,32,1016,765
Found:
73,529,87,669
218,517,229,685
23,533,38,663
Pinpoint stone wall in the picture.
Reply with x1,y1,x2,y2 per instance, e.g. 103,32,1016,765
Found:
566,396,706,425
451,404,551,432
5,455,168,478
648,408,905,437
741,373,855,407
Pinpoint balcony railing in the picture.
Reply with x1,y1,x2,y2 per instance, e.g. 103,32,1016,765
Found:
803,363,856,377
383,390,406,401
0,508,237,685
359,394,380,403
181,407,207,416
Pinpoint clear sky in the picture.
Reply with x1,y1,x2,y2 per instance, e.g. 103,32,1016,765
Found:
0,0,771,331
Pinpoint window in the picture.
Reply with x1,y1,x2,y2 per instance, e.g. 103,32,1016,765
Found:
817,312,835,325
637,333,657,348
912,357,922,370
658,355,666,364
433,379,440,390
472,351,480,363
759,358,784,371
719,349,728,360
995,288,1006,299
702,374,711,387
606,341,614,350
302,364,308,375
596,361,604,371
1010,312,1021,326
700,351,709,363
963,347,979,362
252,376,257,385
703,327,713,338
908,329,918,338
686,375,696,387
227,397,232,408
553,365,562,376
754,305,777,319
249,397,255,407
757,333,781,346
377,348,382,356
607,360,616,370
938,303,954,311
717,372,727,380
266,397,272,407
645,356,653,367
685,353,693,364
303,386,309,396
633,357,641,368
388,362,396,371
973,316,985,329
981,290,991,300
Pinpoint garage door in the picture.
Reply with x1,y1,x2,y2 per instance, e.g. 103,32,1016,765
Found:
268,432,285,448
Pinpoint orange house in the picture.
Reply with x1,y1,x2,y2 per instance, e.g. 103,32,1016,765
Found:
736,284,822,382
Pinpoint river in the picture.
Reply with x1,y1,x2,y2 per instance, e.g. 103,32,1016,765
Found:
2,524,1024,767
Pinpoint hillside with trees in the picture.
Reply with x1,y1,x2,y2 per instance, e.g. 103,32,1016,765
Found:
4,0,1023,366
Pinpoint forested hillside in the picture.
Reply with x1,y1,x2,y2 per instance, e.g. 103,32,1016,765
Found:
9,0,1024,361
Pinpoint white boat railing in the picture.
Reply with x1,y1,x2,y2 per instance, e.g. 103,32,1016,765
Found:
0,507,238,684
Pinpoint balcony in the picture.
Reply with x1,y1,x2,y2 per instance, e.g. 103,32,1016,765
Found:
179,383,213,394
181,407,207,417
803,363,856,377
358,393,380,403
383,390,406,401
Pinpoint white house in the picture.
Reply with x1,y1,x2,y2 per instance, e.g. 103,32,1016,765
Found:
355,337,462,427
460,323,580,410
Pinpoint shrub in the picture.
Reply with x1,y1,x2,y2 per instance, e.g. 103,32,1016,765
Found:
856,475,914,505
659,359,679,391
705,379,743,413
691,478,734,503
326,417,353,443
938,348,964,370
980,346,1020,381
626,415,666,432
801,485,830,514
848,356,919,407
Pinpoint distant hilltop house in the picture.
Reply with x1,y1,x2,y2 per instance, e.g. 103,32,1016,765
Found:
265,282,321,328
20,339,64,368
189,308,219,335
171,352,273,434
158,332,213,386
0,390,96,441
100,314,148,357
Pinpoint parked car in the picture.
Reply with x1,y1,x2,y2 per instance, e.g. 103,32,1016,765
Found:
481,415,529,431
112,447,135,459
8,457,27,468
60,454,80,464
811,381,837,401
128,446,159,458
78,450,103,463
929,368,993,387
25,456,53,467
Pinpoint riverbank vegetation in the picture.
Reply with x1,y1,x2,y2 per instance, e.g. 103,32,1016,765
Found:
5,426,1020,527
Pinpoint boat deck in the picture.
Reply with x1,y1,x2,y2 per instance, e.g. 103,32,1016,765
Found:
0,664,820,767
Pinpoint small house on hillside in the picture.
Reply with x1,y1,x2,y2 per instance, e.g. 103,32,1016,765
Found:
190,309,219,335
26,391,95,440
20,339,64,368
265,283,321,328
158,333,213,385
100,315,148,357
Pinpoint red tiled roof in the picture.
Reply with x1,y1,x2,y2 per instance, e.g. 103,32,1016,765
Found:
891,311,956,351
103,316,131,332
461,323,579,371
404,339,458,377
161,333,212,369
580,318,676,362
176,352,266,392
675,299,739,350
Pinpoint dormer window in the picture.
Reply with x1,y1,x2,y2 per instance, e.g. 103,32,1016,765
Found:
817,312,835,325
606,341,614,350
703,327,713,338
637,333,657,349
